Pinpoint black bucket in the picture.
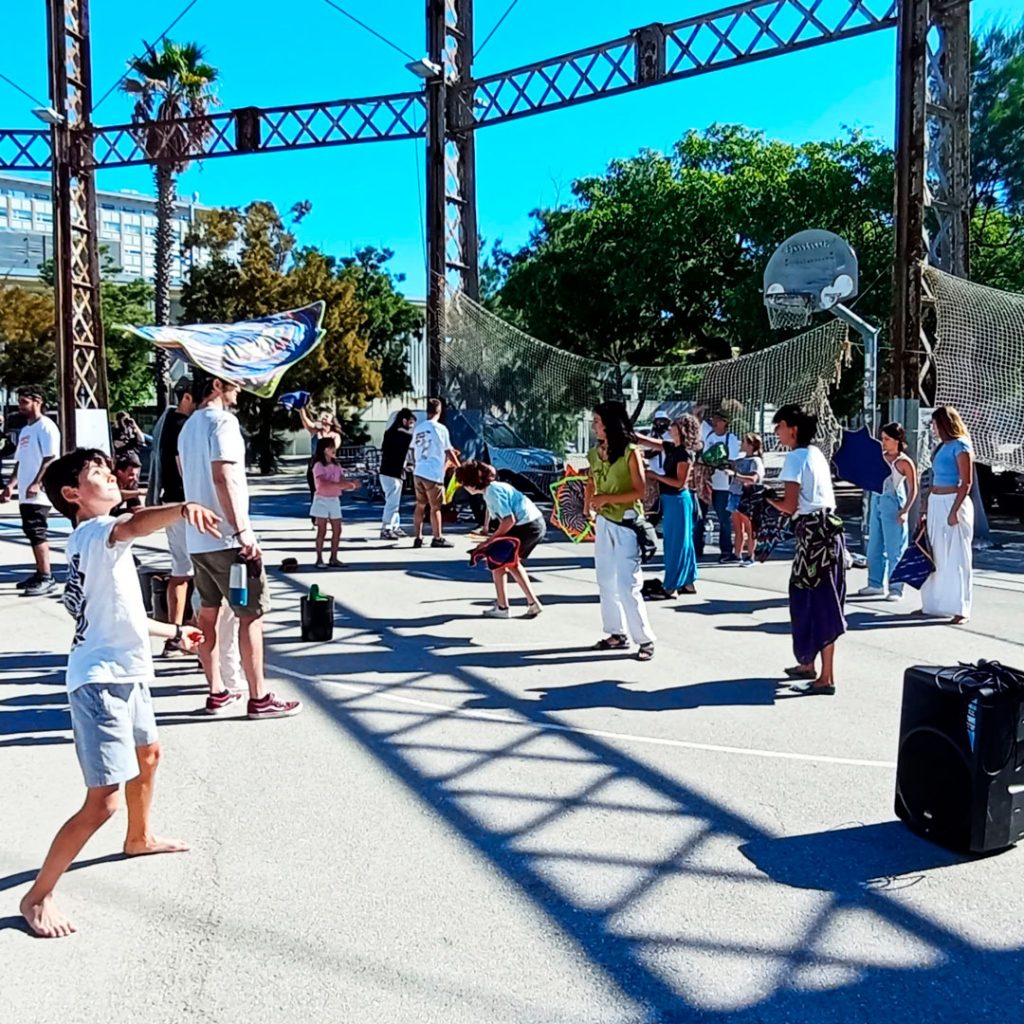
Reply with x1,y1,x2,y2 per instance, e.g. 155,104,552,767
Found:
301,595,335,642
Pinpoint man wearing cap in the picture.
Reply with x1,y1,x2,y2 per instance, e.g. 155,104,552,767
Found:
112,451,144,515
0,387,61,595
648,409,672,478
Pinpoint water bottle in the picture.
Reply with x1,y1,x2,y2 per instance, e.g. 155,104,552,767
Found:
229,554,248,607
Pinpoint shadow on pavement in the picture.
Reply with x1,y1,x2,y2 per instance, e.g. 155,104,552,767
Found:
463,677,778,712
0,852,127,895
262,571,1024,1023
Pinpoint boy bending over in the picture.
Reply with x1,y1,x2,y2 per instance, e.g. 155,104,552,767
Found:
19,449,218,938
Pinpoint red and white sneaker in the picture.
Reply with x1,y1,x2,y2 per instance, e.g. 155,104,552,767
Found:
247,692,302,720
205,689,244,715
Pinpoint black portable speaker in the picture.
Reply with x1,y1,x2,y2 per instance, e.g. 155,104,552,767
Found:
895,663,1024,854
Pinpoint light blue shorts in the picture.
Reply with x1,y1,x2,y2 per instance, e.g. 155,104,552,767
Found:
68,682,159,789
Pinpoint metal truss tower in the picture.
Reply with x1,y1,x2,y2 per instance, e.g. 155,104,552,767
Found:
426,0,480,398
893,0,971,403
46,0,106,450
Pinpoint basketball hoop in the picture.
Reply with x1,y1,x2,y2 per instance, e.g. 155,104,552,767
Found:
765,291,814,330
763,229,859,331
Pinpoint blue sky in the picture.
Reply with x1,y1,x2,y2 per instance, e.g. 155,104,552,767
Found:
1,0,1019,298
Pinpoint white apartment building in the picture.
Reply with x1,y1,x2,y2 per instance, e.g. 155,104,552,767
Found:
0,171,210,296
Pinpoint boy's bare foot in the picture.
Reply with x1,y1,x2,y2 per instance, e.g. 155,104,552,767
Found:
123,836,190,857
20,892,76,938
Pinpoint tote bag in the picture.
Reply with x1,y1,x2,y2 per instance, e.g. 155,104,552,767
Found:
890,527,934,590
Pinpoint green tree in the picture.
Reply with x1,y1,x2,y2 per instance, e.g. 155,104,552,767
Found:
972,20,1024,215
180,202,389,471
338,247,422,396
0,285,56,396
39,253,157,412
489,125,893,416
123,39,218,410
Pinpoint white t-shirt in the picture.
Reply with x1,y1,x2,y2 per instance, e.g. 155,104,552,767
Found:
780,445,836,516
703,426,741,491
63,515,152,692
412,419,452,484
177,407,248,554
16,415,61,506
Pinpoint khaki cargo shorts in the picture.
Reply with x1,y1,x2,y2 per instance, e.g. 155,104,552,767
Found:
191,548,271,618
414,475,445,512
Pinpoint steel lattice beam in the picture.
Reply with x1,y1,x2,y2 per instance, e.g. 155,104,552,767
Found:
0,128,52,170
467,0,898,128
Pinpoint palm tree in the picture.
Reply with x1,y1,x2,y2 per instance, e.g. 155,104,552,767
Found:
123,41,218,410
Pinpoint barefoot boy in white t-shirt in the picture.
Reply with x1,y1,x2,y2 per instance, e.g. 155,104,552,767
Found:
18,448,219,938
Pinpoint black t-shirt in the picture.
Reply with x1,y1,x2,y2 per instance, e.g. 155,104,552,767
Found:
379,426,413,479
160,411,189,503
658,440,691,496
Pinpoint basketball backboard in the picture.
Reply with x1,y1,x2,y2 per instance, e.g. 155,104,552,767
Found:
763,229,859,327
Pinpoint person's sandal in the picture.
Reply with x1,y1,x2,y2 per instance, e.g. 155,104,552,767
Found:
636,643,655,662
592,634,628,650
783,665,816,680
786,680,835,696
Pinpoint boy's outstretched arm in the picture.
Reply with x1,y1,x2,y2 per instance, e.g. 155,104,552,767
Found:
111,501,221,544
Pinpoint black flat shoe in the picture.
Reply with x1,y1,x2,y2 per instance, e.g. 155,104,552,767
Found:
783,665,816,680
786,680,835,696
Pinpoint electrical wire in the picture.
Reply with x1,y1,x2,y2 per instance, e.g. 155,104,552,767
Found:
475,0,521,59
0,72,48,111
93,0,203,113
320,0,417,62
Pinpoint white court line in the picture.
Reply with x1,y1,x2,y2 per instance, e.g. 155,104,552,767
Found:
272,664,896,770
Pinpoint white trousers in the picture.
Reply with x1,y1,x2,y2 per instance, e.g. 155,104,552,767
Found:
380,474,403,529
921,492,973,619
594,515,656,645
191,592,243,691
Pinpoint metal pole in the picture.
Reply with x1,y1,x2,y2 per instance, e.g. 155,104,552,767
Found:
892,0,928,403
46,0,107,452
425,0,446,399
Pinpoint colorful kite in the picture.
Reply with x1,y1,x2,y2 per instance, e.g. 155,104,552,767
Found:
278,390,311,411
833,426,889,494
469,535,521,570
125,302,326,398
549,467,594,543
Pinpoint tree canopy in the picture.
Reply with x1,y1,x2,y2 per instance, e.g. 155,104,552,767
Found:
180,201,420,470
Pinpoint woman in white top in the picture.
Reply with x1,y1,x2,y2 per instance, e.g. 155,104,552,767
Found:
768,404,846,696
858,422,918,601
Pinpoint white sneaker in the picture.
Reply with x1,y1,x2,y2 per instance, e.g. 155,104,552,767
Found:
483,605,510,619
524,602,543,618
392,526,407,537
885,592,903,602
856,586,886,597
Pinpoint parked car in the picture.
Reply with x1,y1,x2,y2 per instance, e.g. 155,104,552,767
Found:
415,408,563,502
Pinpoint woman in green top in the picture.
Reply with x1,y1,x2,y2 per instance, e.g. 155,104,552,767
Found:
584,401,657,661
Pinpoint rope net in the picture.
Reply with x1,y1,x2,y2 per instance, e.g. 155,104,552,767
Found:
442,291,849,460
927,267,1024,472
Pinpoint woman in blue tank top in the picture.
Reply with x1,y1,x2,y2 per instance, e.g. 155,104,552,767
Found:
920,405,974,623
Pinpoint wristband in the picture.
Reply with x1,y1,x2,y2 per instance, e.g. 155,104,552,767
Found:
180,502,188,517
174,624,183,642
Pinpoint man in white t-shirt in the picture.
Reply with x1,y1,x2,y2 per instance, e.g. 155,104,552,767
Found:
0,386,61,595
177,373,301,720
700,409,742,562
412,397,459,549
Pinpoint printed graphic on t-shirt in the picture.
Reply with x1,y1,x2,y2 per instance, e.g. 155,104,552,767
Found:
63,552,87,649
